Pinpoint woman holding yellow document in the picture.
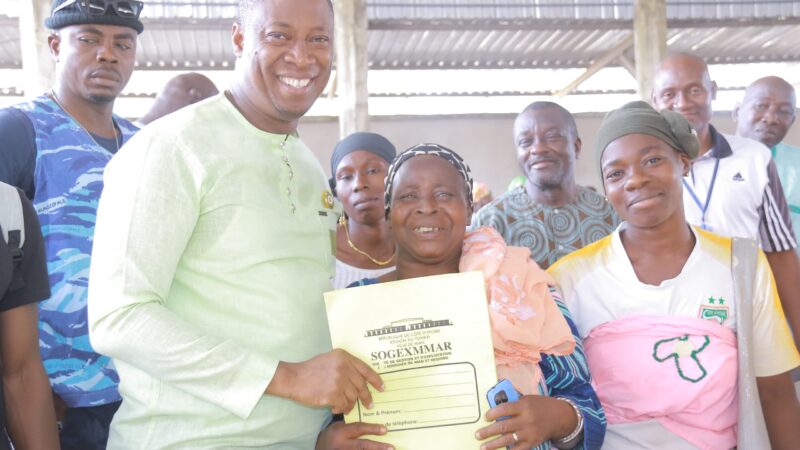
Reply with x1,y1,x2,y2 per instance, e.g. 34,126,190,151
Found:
317,144,605,449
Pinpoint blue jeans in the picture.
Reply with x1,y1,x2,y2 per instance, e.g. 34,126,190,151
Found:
59,401,121,450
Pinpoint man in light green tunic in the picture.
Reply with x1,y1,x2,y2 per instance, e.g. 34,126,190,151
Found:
735,76,800,250
87,0,384,448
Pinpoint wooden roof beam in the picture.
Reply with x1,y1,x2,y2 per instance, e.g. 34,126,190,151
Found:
552,33,634,98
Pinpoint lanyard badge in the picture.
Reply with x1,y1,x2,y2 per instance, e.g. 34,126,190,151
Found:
683,157,720,232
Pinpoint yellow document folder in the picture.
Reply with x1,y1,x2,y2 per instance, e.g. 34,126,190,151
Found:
324,272,497,449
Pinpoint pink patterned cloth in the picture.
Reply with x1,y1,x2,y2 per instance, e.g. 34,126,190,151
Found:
584,314,738,450
460,226,575,395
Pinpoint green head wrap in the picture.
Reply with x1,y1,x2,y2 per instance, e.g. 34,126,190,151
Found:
594,101,700,167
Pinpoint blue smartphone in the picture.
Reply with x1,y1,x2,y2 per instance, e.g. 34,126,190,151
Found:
486,379,520,420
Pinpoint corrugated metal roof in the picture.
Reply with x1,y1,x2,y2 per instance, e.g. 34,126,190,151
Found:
366,0,800,21
3,17,797,71
1,0,799,93
366,27,634,69
0,16,20,69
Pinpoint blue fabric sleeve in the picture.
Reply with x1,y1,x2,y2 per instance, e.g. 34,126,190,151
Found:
539,288,606,450
0,108,36,199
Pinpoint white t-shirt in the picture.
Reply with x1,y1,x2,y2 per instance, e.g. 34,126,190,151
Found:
683,128,795,253
548,224,800,448
548,224,798,376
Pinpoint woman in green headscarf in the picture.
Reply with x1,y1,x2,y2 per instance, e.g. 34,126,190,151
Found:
549,101,800,449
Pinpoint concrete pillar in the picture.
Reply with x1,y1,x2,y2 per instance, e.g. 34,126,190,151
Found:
20,0,55,98
334,0,369,138
634,0,667,100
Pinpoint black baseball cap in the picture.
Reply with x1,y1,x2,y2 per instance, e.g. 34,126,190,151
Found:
45,0,144,34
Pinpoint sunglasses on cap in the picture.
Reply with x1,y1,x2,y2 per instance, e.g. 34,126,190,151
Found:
53,0,144,19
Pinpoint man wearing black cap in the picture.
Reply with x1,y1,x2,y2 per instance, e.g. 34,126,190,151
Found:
0,1,143,448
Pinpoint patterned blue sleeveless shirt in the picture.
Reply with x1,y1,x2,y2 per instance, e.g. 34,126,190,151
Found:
15,95,138,407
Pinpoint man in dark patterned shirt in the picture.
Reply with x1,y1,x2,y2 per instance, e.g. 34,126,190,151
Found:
472,102,620,269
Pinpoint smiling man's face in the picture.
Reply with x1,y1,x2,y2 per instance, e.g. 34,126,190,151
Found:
232,0,333,128
514,106,581,190
651,54,716,136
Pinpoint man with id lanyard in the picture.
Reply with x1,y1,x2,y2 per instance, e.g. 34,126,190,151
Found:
652,53,800,350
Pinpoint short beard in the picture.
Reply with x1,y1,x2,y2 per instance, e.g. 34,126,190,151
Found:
527,171,566,191
755,131,782,149
87,93,117,104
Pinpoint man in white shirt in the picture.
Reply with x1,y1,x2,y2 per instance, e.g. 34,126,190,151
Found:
652,53,800,350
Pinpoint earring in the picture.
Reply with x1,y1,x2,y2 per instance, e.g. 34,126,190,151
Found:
338,214,346,226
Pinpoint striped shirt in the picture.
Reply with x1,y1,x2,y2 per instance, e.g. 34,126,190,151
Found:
683,126,796,252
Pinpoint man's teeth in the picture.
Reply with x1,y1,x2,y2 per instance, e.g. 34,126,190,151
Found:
415,227,442,233
280,77,311,88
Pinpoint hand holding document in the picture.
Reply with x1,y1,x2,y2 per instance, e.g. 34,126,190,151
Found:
324,272,497,449
267,349,384,414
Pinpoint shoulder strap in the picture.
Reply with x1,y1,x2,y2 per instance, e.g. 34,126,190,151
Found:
0,182,25,263
732,237,770,449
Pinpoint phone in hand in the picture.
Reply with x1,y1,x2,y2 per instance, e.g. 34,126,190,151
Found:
486,379,520,421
